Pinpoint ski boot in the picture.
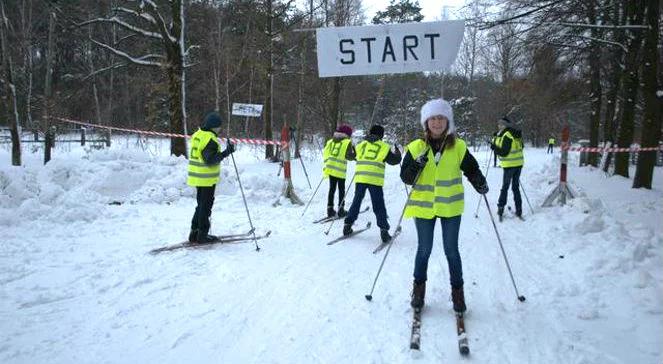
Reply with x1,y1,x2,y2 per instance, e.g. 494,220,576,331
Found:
411,281,426,311
451,286,467,313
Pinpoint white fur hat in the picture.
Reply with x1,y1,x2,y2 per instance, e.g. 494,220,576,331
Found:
420,99,455,133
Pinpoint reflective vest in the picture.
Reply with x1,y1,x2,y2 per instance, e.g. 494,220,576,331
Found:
187,129,221,187
323,138,352,179
404,138,467,219
354,140,390,186
548,138,555,145
496,131,524,168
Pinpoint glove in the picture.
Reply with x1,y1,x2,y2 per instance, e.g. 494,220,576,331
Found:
225,142,235,155
489,143,496,151
474,179,489,194
414,154,428,169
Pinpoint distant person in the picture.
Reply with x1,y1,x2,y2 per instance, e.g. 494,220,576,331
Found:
323,124,356,218
547,137,555,154
187,112,235,243
490,117,524,220
343,125,402,243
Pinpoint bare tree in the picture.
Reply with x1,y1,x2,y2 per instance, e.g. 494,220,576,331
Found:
632,0,661,188
79,0,191,156
0,0,21,166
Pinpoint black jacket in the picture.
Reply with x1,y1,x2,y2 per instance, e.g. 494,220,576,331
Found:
200,128,231,165
363,134,402,165
400,138,486,193
492,127,522,157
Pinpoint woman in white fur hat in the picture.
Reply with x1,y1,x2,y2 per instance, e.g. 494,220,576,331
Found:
400,98,488,314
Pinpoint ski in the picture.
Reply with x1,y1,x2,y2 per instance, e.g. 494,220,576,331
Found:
410,308,422,350
150,230,271,254
456,312,470,355
372,226,403,254
326,222,372,245
313,206,370,224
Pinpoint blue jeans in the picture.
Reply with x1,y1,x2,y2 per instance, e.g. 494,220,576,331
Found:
498,166,522,214
344,183,389,230
413,216,463,288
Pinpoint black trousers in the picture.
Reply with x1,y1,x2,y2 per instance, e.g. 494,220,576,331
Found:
497,167,522,214
547,144,554,153
327,175,346,209
190,185,216,234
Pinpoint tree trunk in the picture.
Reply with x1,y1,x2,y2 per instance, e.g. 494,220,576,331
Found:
264,0,274,159
0,0,21,165
614,1,646,177
587,3,601,167
328,77,341,135
632,0,661,188
167,0,186,157
43,11,56,164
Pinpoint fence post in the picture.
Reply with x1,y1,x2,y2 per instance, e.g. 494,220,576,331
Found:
81,127,86,146
33,129,39,141
105,129,111,147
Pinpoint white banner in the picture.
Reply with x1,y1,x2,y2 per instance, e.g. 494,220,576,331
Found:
232,103,263,117
316,20,465,77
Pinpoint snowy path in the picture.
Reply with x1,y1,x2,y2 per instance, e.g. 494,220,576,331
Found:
1,145,661,363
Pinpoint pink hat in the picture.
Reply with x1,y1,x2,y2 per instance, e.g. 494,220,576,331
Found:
336,124,353,137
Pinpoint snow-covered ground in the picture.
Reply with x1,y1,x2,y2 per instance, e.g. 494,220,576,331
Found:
1,137,661,363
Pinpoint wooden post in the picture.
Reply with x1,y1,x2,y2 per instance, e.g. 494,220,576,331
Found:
105,129,111,147
274,121,303,206
81,127,86,146
543,125,575,206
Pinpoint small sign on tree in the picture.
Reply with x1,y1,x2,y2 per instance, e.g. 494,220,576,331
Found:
232,103,264,117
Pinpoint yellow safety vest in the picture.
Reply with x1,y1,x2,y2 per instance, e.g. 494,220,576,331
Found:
548,138,555,145
323,138,352,179
187,129,221,187
496,131,524,168
354,140,390,186
404,138,467,219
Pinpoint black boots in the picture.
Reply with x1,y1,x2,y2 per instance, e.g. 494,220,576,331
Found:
451,286,467,313
411,281,426,310
327,206,336,218
497,206,504,217
343,223,353,236
337,207,347,217
380,229,392,243
196,230,218,243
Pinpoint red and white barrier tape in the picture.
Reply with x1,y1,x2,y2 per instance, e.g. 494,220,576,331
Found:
561,145,663,152
53,117,286,146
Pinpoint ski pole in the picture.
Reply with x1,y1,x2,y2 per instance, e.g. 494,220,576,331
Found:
474,148,493,218
482,194,525,302
365,145,433,301
298,151,312,189
365,163,426,302
301,176,325,217
323,172,357,235
520,181,534,215
229,149,261,252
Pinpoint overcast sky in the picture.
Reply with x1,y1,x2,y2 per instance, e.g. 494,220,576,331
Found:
362,0,467,22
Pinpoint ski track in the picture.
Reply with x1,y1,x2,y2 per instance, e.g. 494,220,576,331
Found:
0,147,661,363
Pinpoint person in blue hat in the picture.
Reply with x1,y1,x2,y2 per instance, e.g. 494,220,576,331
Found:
186,111,235,243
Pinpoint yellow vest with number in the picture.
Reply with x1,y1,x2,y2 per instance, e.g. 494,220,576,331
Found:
354,140,390,187
323,138,352,179
497,131,524,168
187,129,221,187
404,138,467,219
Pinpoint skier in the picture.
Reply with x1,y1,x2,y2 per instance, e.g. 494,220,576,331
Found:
187,111,236,243
547,136,555,154
343,124,402,242
323,124,356,218
490,116,525,219
400,98,488,313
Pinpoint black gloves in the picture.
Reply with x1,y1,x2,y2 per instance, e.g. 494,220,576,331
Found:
489,143,496,150
475,181,489,195
226,142,235,155
220,142,235,159
415,154,428,169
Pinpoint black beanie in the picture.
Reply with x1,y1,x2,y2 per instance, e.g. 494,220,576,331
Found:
202,112,223,129
369,125,385,138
